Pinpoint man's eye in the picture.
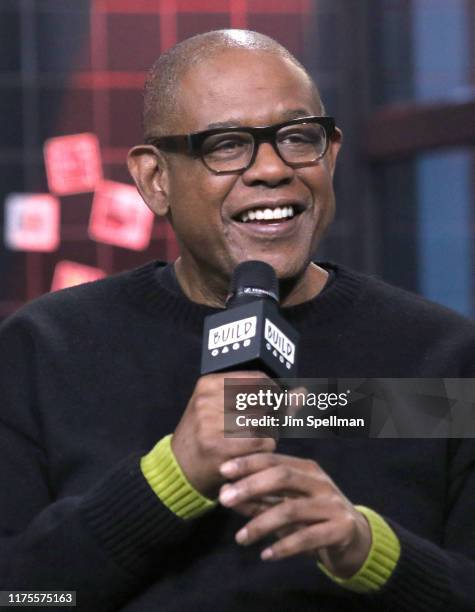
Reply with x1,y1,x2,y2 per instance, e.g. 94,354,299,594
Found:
211,139,246,151
280,132,314,145
203,136,250,159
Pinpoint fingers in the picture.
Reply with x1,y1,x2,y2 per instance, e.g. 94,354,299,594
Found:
259,521,343,561
172,371,278,496
219,454,331,508
217,450,370,573
234,499,370,574
219,465,329,509
231,498,278,518
196,437,276,460
234,497,356,562
193,370,274,407
220,452,318,480
233,497,329,546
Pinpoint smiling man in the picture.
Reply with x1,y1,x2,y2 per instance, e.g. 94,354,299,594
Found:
1,30,475,612
131,30,340,307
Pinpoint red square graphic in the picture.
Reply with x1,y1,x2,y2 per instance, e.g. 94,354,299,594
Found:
88,180,154,250
44,133,103,195
51,261,106,292
4,193,60,252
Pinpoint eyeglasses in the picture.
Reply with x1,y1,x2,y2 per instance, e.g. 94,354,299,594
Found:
145,116,336,174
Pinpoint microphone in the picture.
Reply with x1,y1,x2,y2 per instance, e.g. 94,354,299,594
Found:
200,261,299,377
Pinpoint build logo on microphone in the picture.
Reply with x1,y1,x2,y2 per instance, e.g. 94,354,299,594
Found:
208,316,257,356
264,319,295,365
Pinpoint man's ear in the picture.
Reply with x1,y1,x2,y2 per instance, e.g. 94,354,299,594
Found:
127,145,170,217
327,127,343,178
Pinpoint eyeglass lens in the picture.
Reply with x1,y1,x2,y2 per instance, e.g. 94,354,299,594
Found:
201,123,327,172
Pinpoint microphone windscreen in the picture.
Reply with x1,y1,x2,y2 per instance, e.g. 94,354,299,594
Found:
228,261,279,305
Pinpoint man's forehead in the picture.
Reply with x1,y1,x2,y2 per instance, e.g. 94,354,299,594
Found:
206,109,317,130
181,47,308,85
173,50,320,128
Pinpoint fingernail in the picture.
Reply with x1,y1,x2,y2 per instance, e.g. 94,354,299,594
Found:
236,528,247,544
219,487,237,505
261,548,273,561
220,460,237,476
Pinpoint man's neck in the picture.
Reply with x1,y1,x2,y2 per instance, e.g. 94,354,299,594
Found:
173,258,328,308
280,263,329,306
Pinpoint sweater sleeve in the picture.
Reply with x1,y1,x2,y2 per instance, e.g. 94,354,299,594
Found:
0,316,189,611
141,434,217,519
318,506,401,592
356,438,475,612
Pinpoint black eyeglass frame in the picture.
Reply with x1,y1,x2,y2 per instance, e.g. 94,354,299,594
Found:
145,116,336,174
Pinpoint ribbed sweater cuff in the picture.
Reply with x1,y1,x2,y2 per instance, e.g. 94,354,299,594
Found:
318,506,400,593
375,519,450,611
141,434,216,519
82,454,188,577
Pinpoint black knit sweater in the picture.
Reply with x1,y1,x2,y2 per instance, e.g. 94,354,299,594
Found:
1,261,475,611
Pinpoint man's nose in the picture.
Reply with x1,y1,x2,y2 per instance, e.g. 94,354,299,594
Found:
241,142,294,186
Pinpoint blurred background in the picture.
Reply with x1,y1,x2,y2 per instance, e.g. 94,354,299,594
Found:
1,0,474,323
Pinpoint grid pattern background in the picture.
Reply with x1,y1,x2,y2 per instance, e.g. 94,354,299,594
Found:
0,0,315,321
1,0,474,322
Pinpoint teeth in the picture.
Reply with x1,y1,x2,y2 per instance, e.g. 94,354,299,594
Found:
239,206,296,223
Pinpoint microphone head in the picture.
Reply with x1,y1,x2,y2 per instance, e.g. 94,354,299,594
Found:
227,260,279,306
201,259,299,377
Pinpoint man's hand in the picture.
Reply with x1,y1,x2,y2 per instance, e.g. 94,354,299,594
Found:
218,453,371,579
171,372,276,499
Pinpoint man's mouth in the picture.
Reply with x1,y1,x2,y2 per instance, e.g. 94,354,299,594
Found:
235,205,303,224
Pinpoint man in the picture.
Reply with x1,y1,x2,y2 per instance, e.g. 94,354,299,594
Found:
1,30,475,611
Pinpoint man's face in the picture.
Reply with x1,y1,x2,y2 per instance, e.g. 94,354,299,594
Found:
159,49,341,287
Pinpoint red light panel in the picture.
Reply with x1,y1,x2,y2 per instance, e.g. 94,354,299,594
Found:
4,193,60,252
88,180,154,250
97,0,311,14
44,133,103,195
51,260,106,292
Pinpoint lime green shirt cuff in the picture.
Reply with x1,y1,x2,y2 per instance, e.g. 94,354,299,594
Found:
141,434,217,520
318,505,401,593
